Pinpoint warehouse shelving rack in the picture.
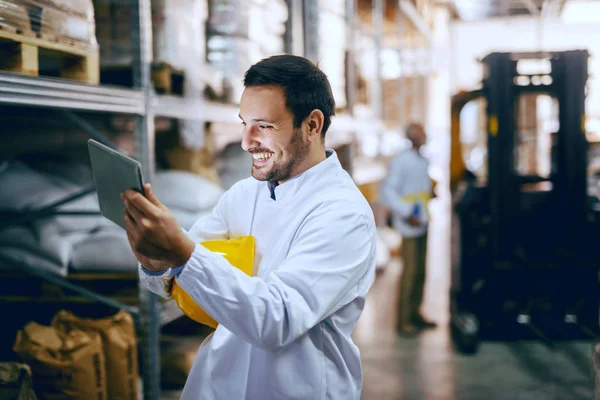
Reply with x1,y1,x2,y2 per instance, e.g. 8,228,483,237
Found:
0,1,164,398
0,0,432,398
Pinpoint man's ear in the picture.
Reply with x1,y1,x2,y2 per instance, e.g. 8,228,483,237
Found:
306,109,325,141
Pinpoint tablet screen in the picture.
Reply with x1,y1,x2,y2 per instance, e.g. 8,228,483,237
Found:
88,139,145,229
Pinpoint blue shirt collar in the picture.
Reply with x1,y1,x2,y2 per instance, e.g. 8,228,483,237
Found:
267,150,334,201
268,173,303,200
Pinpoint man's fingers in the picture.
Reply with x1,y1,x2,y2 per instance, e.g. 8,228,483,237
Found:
124,209,163,247
124,210,140,238
126,231,151,263
123,189,157,216
123,196,147,224
124,211,168,258
144,183,164,209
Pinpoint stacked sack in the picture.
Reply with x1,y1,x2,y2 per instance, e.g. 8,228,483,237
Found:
13,310,138,400
153,170,224,230
13,321,108,400
0,160,112,276
0,158,224,275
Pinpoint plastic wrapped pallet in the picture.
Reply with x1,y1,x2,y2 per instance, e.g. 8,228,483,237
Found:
208,0,287,103
0,0,97,51
208,0,249,37
93,0,209,94
318,1,346,109
13,322,108,400
248,0,286,55
0,1,30,32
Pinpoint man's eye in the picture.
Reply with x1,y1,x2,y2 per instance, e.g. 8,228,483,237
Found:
259,124,269,129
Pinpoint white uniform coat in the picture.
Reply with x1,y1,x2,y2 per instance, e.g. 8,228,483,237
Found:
139,150,377,399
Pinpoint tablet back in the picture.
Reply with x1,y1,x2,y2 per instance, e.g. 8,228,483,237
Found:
88,139,145,230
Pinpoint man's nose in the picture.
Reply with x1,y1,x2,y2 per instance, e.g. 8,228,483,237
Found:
241,126,260,151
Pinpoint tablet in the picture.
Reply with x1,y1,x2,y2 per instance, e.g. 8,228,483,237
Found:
88,139,145,230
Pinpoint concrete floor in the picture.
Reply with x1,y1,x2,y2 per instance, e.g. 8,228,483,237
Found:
162,197,597,399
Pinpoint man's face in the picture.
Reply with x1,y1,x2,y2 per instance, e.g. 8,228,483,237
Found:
239,85,309,183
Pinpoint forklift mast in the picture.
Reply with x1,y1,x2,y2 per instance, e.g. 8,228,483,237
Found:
449,50,598,353
484,51,589,259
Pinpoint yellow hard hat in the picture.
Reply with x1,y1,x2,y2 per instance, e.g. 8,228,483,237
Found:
170,236,255,328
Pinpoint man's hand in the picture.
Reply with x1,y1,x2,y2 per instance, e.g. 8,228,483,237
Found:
407,215,422,227
122,183,195,272
131,247,170,273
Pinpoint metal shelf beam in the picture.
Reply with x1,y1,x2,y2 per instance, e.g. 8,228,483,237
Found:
154,95,239,123
0,72,144,114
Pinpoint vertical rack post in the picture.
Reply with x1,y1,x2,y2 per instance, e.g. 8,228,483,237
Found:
372,0,383,122
131,0,160,398
397,0,406,129
303,0,320,63
285,0,305,56
345,0,357,116
412,48,421,122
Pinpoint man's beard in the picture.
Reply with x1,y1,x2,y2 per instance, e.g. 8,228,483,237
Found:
252,128,309,182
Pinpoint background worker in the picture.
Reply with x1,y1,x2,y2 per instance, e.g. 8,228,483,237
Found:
381,122,437,336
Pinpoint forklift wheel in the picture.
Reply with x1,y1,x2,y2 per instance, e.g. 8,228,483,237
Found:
450,312,480,355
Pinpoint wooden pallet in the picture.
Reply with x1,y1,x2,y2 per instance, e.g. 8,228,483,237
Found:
0,26,99,84
100,62,185,95
152,62,185,95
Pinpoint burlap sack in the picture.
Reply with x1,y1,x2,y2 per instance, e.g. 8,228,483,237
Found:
0,362,38,400
12,322,107,400
51,310,138,400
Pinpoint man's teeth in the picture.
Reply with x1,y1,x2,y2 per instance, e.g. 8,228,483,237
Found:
252,153,273,160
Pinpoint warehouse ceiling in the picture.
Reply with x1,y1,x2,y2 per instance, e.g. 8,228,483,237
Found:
450,0,568,21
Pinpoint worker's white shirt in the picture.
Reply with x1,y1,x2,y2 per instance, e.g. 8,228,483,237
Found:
380,148,431,238
139,150,377,400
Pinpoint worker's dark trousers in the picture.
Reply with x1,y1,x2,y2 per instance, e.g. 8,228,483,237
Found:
397,232,428,329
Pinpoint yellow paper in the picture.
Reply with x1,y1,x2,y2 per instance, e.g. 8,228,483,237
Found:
170,236,255,328
400,191,432,218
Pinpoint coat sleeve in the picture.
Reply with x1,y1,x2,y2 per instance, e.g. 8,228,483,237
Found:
137,189,231,298
174,202,376,352
380,156,414,219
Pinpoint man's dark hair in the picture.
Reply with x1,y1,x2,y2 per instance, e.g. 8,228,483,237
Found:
243,55,336,138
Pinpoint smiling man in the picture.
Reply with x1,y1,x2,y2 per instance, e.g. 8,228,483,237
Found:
122,55,377,400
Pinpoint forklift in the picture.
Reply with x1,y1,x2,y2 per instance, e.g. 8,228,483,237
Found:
449,50,600,354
